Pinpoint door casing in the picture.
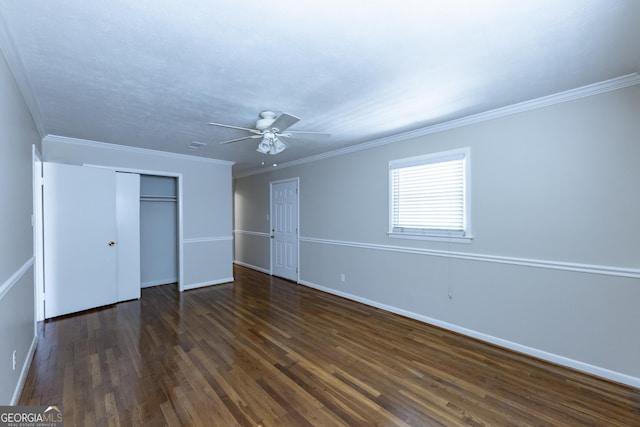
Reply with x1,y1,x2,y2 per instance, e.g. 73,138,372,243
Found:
270,178,299,282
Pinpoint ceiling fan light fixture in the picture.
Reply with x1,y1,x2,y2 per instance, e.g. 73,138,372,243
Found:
273,138,286,154
256,139,271,154
256,134,286,155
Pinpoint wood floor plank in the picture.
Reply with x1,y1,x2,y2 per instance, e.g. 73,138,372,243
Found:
19,265,640,426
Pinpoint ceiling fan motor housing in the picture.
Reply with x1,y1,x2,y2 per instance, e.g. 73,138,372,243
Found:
256,110,277,130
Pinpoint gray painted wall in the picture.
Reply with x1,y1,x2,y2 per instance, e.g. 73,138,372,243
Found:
0,48,40,404
43,137,234,290
234,84,640,387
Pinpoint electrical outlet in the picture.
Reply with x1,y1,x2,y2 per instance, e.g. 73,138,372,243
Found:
12,350,17,371
340,273,346,283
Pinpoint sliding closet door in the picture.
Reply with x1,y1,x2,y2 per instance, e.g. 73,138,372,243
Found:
43,163,118,318
116,172,141,301
140,175,178,287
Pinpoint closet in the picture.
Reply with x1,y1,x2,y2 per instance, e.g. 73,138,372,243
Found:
41,165,180,319
140,175,178,287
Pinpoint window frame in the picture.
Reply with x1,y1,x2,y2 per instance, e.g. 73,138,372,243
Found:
388,147,472,243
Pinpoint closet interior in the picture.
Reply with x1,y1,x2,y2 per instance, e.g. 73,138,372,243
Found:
140,175,178,288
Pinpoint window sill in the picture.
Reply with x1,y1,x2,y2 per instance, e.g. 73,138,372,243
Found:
387,232,473,244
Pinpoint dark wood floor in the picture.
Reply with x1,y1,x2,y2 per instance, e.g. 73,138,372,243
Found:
20,265,639,426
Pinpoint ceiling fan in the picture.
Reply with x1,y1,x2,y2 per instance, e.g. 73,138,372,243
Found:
208,110,329,155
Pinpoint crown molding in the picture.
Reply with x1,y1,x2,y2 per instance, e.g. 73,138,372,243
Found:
43,134,235,166
237,72,640,178
0,8,46,138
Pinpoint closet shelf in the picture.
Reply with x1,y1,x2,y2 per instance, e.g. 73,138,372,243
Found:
140,195,177,202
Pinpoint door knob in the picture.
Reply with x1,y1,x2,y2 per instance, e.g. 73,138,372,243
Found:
270,235,275,239
108,241,116,246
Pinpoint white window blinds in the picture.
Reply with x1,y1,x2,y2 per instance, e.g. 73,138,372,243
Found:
390,149,468,237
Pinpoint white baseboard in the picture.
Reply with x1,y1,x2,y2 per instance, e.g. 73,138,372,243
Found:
298,279,640,389
11,334,37,405
233,261,271,275
141,277,178,288
180,277,234,291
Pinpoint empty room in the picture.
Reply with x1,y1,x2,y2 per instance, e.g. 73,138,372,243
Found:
1,1,639,425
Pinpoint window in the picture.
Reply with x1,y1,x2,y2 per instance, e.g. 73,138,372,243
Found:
389,148,470,241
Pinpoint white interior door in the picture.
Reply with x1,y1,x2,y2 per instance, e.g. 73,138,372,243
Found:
43,163,118,318
271,179,299,281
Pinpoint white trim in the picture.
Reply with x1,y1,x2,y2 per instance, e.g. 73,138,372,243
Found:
11,334,38,405
0,257,34,301
299,237,640,279
389,147,471,239
177,175,184,297
181,277,234,291
141,278,178,288
234,261,271,275
234,230,270,238
44,134,235,166
84,164,183,178
387,232,472,243
184,236,233,244
236,73,640,178
270,177,300,282
32,145,45,323
297,278,640,389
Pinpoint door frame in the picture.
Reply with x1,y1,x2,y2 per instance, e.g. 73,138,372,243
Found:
84,164,184,291
32,145,44,323
269,177,300,282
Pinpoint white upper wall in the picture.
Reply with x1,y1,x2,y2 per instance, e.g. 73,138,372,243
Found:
0,45,39,404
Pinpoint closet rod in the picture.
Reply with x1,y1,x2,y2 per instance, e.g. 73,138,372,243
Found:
140,196,177,202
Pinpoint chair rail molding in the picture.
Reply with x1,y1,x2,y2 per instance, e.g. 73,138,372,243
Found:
234,230,271,238
0,257,34,301
299,236,640,279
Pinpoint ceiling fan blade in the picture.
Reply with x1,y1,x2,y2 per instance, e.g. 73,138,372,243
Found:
219,135,262,145
286,131,331,139
270,112,300,132
208,122,261,134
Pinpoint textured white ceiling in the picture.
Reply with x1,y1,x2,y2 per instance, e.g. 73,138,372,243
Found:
1,1,639,175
